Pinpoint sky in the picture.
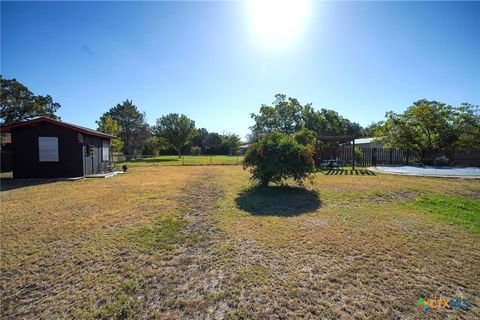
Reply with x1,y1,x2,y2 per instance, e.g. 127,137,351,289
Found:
1,1,479,139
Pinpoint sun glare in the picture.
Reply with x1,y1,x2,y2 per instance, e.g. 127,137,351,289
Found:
249,0,311,47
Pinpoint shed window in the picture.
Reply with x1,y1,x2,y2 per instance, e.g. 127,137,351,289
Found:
102,140,110,161
39,137,59,162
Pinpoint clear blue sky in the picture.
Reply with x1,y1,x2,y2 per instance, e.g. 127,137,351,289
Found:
2,1,479,139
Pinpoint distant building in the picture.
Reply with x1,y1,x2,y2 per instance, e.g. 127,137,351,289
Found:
1,117,115,179
239,143,250,154
350,137,384,148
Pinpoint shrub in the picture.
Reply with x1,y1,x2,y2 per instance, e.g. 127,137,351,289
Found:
190,146,202,155
243,132,315,186
353,147,363,165
433,155,450,167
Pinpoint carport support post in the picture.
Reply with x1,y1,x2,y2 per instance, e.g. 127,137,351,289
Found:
352,138,355,170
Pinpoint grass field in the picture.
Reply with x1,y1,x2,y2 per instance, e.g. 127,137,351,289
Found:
1,166,479,319
115,155,244,168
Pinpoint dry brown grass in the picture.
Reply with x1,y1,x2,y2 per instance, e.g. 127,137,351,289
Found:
1,166,479,319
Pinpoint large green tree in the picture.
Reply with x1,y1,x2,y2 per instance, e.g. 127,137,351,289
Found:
303,106,362,137
154,113,196,157
96,114,124,152
250,95,362,143
1,76,61,125
99,100,150,155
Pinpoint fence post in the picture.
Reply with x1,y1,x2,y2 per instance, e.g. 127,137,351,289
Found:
406,150,410,165
389,149,393,165
352,139,355,170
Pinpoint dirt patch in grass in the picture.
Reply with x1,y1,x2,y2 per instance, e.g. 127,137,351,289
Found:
136,168,233,319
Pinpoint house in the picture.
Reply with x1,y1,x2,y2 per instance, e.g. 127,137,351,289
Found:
0,117,115,179
238,143,250,154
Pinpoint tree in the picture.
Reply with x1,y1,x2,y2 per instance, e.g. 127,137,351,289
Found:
191,128,210,152
203,132,223,154
452,103,480,149
100,100,150,155
243,132,315,186
142,136,167,155
293,127,316,147
96,114,124,152
303,107,362,137
378,100,456,160
250,94,307,136
250,95,363,148
363,121,384,137
1,76,61,125
221,133,242,155
154,113,196,157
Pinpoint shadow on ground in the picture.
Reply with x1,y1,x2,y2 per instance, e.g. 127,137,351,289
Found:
1,178,61,192
320,169,376,176
235,186,322,216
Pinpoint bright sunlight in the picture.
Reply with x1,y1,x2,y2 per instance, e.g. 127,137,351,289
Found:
248,0,311,47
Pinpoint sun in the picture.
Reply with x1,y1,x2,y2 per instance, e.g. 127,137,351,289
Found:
248,0,311,47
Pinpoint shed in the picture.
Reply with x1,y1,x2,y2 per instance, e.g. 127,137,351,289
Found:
1,117,116,179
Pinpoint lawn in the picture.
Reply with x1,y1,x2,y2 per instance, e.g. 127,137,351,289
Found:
1,166,479,319
115,155,244,168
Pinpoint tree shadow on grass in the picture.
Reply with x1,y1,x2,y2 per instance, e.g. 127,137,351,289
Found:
235,186,322,216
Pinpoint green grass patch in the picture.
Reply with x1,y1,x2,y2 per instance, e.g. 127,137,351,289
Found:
410,195,480,233
115,155,244,168
123,215,187,252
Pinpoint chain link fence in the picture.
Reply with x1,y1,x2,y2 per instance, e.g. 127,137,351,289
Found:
112,153,244,166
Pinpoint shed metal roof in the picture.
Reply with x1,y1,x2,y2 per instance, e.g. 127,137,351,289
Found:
0,117,116,139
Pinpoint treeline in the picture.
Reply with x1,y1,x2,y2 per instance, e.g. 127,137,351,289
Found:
248,94,363,142
366,99,480,163
2,77,478,162
0,77,241,156
249,94,480,164
96,100,242,156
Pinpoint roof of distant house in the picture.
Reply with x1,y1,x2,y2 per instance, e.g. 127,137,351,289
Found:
351,137,382,145
0,117,116,139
